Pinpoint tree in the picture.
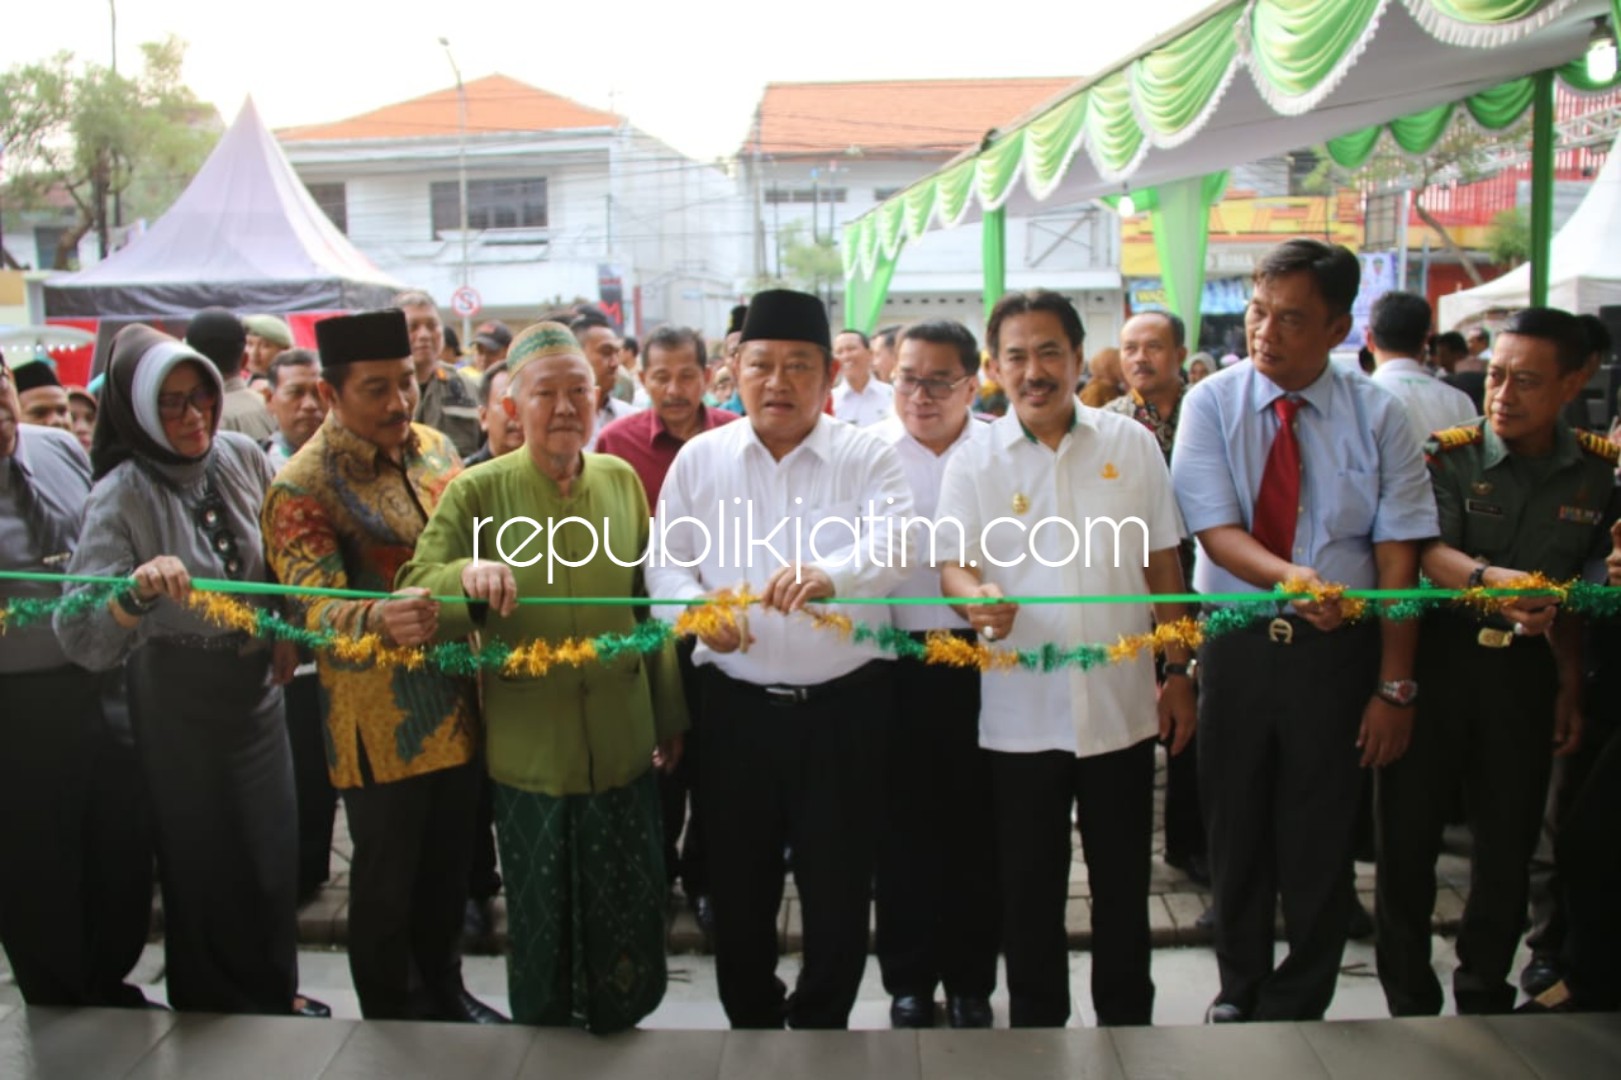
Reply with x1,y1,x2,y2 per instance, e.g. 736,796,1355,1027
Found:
1,38,218,269
1303,116,1532,286
750,220,844,303
1486,207,1530,267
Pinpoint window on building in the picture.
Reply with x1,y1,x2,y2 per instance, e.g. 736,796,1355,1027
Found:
33,226,67,269
764,187,848,205
305,182,348,234
873,187,902,201
431,178,549,236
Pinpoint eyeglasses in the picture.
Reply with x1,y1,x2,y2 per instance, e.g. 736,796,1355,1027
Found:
893,372,973,401
193,487,245,579
157,384,220,422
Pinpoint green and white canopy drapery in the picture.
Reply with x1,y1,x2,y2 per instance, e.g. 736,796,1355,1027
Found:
843,0,1621,335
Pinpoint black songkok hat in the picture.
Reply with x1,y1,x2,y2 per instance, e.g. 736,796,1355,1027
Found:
726,304,749,336
11,358,62,393
738,290,830,352
314,309,412,366
185,307,246,368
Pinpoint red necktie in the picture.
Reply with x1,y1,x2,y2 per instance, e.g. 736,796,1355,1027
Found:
1252,396,1302,561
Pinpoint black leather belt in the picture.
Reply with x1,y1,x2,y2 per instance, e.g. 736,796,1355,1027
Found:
753,660,890,707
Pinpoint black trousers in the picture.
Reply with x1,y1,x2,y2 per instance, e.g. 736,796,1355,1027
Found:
1200,618,1377,1021
0,666,152,1007
991,738,1156,1027
1558,716,1621,1009
284,672,336,900
342,757,481,1020
659,638,708,897
1525,620,1621,961
1376,619,1556,1016
874,643,997,1002
467,768,502,904
700,663,889,1029
128,643,298,1015
1163,732,1206,863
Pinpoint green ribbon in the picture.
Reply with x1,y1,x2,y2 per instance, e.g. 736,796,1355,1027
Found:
6,569,1613,680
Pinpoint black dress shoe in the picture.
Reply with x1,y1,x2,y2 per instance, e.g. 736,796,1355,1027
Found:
1348,898,1375,941
462,898,499,955
946,995,993,1029
1204,1002,1245,1024
1520,954,1563,997
1196,906,1217,932
434,989,510,1024
293,995,332,1018
889,994,936,1029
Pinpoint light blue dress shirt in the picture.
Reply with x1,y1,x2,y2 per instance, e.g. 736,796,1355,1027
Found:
1170,359,1438,595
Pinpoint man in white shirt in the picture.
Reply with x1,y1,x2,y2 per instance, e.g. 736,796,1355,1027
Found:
869,320,997,1031
938,290,1195,1029
831,329,896,426
1368,291,1477,444
648,289,914,1030
570,313,641,449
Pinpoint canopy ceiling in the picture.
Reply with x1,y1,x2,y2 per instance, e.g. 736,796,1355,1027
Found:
845,0,1618,282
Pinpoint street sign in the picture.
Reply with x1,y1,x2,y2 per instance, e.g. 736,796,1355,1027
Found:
450,285,482,319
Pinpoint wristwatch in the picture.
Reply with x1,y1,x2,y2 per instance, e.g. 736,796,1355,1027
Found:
1466,562,1490,589
1377,679,1419,707
1164,659,1198,681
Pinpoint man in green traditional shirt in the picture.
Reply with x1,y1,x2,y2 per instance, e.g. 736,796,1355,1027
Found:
1376,307,1621,1018
398,321,688,1034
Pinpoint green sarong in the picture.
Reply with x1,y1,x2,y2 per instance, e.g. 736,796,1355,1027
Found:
495,769,667,1033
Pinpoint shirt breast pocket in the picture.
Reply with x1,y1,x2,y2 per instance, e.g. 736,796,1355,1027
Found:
1323,467,1379,540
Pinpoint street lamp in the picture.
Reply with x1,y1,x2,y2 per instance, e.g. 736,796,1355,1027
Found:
438,36,472,349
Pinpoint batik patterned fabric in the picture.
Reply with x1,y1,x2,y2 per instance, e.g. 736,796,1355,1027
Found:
261,414,475,789
496,770,668,1033
1103,387,1182,462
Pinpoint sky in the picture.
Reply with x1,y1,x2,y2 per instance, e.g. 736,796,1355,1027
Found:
2,0,1216,161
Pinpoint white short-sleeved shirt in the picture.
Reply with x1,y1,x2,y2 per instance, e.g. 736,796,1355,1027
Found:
871,414,988,633
1370,356,1479,445
832,378,896,427
935,402,1185,757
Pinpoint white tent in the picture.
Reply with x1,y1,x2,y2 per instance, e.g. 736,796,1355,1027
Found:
45,98,401,318
1439,135,1621,327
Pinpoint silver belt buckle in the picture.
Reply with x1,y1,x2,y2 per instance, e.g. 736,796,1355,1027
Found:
764,685,809,705
1267,617,1295,645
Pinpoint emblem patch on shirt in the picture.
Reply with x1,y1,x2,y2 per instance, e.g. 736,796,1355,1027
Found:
1557,505,1602,525
1464,499,1503,517
1101,463,1119,480
1011,493,1030,515
1470,481,1493,496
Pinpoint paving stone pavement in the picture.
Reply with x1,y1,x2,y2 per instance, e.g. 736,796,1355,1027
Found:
282,746,1474,956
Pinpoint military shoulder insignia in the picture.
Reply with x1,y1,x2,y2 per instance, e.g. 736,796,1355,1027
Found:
1576,429,1621,465
1429,425,1483,452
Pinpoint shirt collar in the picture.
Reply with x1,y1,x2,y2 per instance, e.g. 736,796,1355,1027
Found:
1249,359,1335,418
741,412,836,462
872,412,977,455
1378,356,1426,376
322,413,421,478
1481,419,1581,470
995,398,1089,449
648,404,718,449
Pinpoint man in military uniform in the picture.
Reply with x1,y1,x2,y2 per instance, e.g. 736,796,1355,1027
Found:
1376,306,1621,1017
396,290,482,457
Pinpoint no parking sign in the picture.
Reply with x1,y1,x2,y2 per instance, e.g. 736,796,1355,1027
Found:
450,285,482,320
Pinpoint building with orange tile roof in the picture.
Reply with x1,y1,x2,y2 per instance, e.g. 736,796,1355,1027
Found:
740,78,1127,342
279,75,744,339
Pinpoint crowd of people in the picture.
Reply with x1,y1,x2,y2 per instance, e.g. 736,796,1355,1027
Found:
2,236,1619,1035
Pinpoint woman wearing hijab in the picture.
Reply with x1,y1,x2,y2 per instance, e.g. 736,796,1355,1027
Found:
53,325,316,1016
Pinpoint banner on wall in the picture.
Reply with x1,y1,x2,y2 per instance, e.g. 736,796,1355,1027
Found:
1343,252,1399,352
1127,277,1251,316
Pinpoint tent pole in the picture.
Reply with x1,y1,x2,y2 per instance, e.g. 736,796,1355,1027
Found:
1530,68,1555,308
982,208,1008,330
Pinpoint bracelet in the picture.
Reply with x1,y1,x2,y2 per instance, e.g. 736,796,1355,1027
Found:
115,589,159,618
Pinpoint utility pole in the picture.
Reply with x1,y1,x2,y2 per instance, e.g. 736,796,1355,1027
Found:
438,37,471,347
